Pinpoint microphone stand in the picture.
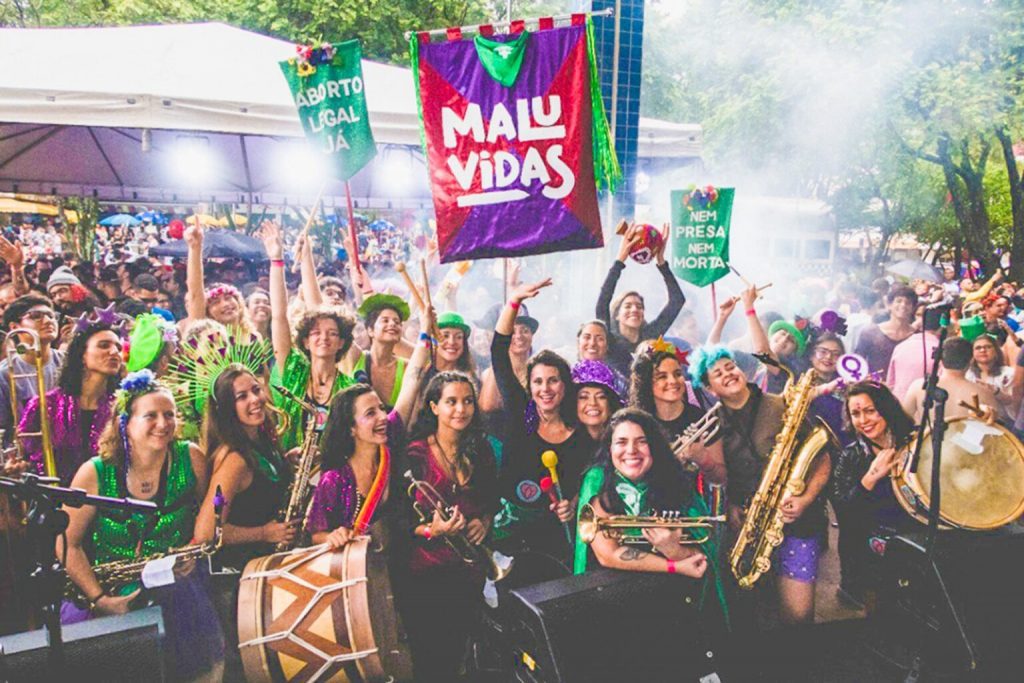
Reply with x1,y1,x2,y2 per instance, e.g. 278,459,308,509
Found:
0,473,157,679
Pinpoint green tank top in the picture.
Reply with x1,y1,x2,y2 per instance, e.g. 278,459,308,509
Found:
91,440,197,565
353,351,406,406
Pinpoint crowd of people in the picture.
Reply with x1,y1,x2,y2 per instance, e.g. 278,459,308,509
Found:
0,211,1019,681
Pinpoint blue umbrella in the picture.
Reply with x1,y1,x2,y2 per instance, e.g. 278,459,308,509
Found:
149,228,267,260
135,210,167,224
99,213,141,227
368,219,396,232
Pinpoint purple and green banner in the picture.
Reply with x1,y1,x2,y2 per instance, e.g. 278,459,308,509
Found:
411,17,620,263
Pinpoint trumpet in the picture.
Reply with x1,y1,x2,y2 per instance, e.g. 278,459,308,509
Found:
404,470,512,582
670,404,722,472
2,328,55,477
577,503,724,546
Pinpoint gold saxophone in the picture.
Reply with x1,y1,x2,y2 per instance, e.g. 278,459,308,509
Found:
65,487,225,605
272,384,320,551
729,367,836,589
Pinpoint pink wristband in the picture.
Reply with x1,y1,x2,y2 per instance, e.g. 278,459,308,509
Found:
270,259,284,268
422,526,432,540
666,559,677,574
509,300,521,310
745,308,756,317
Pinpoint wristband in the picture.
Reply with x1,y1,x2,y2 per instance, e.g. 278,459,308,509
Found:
745,308,756,317
270,259,285,268
87,590,107,611
419,332,431,342
422,526,432,540
666,559,677,574
509,300,521,310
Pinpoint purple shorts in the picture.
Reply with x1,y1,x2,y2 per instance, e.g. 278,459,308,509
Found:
774,535,821,583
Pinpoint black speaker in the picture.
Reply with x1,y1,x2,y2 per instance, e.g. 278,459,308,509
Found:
874,528,1024,681
501,569,725,683
0,606,166,682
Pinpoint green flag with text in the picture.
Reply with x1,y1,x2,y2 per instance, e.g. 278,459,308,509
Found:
669,187,734,287
279,40,376,181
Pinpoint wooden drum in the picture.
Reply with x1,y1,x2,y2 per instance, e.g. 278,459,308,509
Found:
237,537,412,683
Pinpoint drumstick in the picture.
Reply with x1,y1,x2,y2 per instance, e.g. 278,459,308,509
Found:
730,264,753,288
419,259,433,312
395,262,427,312
290,183,327,273
958,395,987,419
727,282,773,305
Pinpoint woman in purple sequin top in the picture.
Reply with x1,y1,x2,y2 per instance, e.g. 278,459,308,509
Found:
19,321,123,484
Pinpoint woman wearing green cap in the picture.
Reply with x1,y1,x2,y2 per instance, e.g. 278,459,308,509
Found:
432,311,478,379
353,293,412,408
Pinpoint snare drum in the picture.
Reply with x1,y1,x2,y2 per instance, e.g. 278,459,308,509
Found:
237,537,412,682
892,418,1024,530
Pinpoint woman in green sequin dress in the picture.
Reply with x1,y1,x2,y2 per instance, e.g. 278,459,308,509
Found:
59,374,223,682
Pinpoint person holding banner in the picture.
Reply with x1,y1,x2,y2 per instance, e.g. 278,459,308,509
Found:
401,371,500,681
596,224,685,376
491,279,593,564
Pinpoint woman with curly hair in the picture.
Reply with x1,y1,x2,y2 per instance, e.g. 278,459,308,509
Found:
19,316,124,484
401,371,500,681
263,220,356,451
629,342,726,485
58,371,223,680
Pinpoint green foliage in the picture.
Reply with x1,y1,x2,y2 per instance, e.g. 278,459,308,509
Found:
58,196,100,262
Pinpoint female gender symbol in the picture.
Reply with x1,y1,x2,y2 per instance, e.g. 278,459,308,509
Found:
837,353,867,383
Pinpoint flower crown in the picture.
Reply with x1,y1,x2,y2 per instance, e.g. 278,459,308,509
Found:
205,284,241,302
72,303,128,339
114,369,162,415
287,41,338,77
643,336,691,368
681,185,720,211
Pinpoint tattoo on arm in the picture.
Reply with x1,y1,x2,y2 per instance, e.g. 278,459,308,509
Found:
618,546,648,562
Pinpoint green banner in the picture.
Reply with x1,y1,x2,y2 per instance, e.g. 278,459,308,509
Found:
279,40,376,181
669,187,734,287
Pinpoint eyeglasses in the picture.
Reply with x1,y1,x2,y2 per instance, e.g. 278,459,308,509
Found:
814,348,842,359
22,309,56,321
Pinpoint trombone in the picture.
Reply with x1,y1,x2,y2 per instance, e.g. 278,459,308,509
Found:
577,503,724,546
2,328,55,478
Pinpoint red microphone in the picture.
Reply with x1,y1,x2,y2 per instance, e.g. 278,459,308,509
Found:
540,476,573,546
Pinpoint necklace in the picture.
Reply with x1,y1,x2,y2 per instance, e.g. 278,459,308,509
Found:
432,436,464,489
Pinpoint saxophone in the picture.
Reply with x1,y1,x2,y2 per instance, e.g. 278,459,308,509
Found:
729,367,837,589
273,384,320,551
65,486,225,605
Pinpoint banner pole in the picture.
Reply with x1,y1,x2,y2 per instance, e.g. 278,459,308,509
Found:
711,282,718,324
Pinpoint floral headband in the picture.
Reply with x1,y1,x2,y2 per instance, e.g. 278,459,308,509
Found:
206,284,242,302
114,369,163,415
644,336,691,368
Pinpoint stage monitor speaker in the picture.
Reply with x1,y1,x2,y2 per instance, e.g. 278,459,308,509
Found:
0,606,165,683
875,528,1024,681
502,569,725,683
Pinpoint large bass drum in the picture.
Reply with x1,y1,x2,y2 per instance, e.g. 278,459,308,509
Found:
237,535,412,683
892,417,1024,530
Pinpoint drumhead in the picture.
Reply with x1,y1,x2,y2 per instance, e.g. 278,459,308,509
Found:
910,419,1024,529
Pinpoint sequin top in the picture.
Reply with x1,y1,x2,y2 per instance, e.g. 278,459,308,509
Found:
271,349,354,452
20,387,114,485
91,440,197,565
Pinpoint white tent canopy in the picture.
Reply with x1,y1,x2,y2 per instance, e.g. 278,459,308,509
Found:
0,23,701,206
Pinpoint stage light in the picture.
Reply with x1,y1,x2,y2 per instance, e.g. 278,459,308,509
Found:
167,136,218,187
374,148,414,196
274,142,331,190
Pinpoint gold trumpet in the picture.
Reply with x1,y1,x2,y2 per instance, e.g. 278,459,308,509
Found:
2,328,55,477
404,470,512,582
577,503,724,545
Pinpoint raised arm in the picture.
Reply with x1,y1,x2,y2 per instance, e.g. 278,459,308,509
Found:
392,305,436,426
706,298,737,345
645,225,686,337
297,232,323,308
0,236,29,295
260,222,292,370
741,285,772,358
184,222,206,322
595,223,636,325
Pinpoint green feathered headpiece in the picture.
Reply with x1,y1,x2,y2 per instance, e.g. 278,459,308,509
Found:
164,326,272,414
